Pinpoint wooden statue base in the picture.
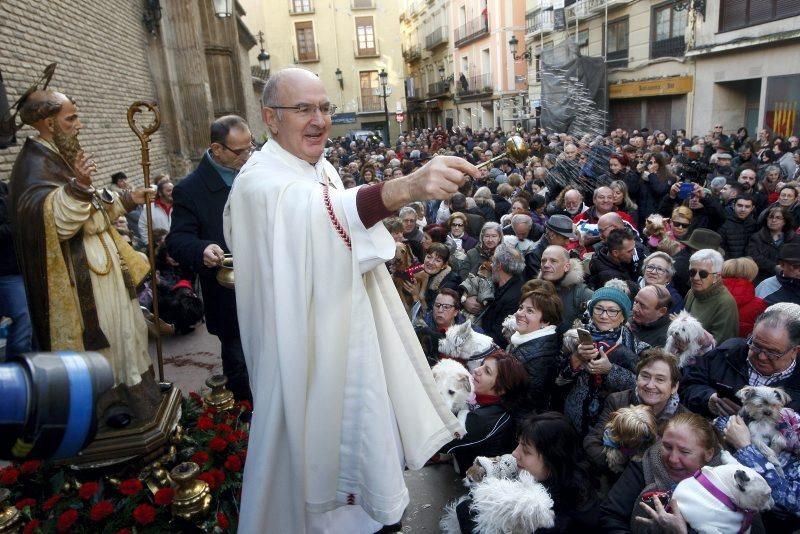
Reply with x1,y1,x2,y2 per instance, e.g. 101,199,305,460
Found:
55,387,183,469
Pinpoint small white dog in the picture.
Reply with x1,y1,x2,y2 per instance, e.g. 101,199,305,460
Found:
737,385,791,476
440,470,555,534
463,454,518,487
665,310,716,367
672,464,773,534
438,320,497,372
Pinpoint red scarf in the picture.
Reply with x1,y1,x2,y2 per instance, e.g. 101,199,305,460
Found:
155,198,172,216
475,393,501,406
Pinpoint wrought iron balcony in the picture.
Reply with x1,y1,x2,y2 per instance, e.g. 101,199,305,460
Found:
289,1,314,15
525,9,554,36
402,45,422,62
606,49,628,68
428,81,450,97
651,36,685,59
425,27,448,50
454,14,489,47
456,73,493,97
360,95,383,113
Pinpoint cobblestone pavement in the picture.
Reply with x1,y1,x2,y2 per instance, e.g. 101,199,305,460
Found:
149,324,466,531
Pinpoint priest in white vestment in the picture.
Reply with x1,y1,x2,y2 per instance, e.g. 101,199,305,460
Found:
223,68,477,533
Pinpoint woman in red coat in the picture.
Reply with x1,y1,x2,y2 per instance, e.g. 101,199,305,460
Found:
721,257,767,337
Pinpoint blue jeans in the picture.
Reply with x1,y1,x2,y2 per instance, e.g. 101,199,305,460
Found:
0,275,33,358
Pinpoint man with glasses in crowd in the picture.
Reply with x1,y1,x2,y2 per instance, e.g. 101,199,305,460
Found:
167,115,255,403
684,248,739,343
756,241,800,305
224,67,476,533
681,303,800,416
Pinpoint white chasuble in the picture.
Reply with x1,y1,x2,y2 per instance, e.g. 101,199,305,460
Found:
223,141,463,533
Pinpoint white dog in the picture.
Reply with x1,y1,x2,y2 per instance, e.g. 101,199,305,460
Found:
438,320,497,372
432,358,474,413
672,464,773,534
737,385,791,476
463,454,518,488
665,310,716,367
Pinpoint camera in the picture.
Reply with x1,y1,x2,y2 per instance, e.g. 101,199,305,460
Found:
0,351,112,461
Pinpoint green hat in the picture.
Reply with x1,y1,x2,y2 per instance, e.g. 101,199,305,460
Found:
588,287,632,321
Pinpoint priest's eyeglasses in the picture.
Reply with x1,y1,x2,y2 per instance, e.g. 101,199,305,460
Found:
746,337,794,361
268,103,338,117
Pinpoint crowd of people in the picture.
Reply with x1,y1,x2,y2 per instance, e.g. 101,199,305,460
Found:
2,79,800,532
320,123,800,532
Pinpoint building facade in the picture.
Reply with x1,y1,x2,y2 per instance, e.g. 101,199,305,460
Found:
0,0,264,184
241,0,404,142
687,1,800,139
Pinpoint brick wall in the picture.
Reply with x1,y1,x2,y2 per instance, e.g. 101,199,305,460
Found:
0,0,170,187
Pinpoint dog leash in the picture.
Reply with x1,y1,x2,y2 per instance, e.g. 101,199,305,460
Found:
693,470,754,534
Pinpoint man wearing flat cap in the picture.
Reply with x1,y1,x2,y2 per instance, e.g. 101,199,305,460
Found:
525,214,575,279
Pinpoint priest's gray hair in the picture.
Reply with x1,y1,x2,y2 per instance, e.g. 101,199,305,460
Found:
756,304,800,347
261,70,288,108
492,243,525,275
689,249,723,272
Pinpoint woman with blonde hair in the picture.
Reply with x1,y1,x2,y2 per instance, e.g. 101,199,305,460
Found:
610,179,639,225
669,205,693,244
721,257,767,337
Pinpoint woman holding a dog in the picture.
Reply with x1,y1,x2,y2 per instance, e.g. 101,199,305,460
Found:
439,351,528,476
583,349,688,476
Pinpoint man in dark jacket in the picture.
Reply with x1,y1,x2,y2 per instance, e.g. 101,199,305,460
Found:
629,285,671,347
0,181,33,357
478,244,525,346
718,195,758,259
680,305,800,417
756,242,800,305
525,214,575,279
587,228,639,293
167,115,253,402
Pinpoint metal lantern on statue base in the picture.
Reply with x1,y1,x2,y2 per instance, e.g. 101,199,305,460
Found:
0,489,21,534
204,375,235,412
170,462,212,521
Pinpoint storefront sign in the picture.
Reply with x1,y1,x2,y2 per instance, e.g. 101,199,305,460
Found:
332,112,356,124
609,76,693,99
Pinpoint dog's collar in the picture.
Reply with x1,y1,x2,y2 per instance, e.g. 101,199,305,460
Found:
693,471,754,534
466,344,502,362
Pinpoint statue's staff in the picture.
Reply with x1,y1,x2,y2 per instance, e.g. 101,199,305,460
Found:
127,101,164,381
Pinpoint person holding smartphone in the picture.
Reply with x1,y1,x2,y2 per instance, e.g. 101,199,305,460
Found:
557,287,647,436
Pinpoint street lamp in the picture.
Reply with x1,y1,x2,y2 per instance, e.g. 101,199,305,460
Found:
335,67,343,90
212,0,233,17
257,31,270,75
379,68,390,145
508,35,532,63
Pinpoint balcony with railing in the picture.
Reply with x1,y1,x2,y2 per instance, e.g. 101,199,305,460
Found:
525,9,554,36
606,49,628,68
354,39,380,58
650,36,685,59
406,86,422,101
454,14,489,47
425,27,448,50
427,81,450,97
289,0,314,15
360,95,384,113
566,0,633,20
294,43,320,63
402,44,422,62
456,73,493,98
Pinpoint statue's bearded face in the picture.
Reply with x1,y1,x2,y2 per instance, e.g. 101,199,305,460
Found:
52,119,82,166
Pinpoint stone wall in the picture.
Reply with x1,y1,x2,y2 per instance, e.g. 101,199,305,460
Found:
0,0,170,187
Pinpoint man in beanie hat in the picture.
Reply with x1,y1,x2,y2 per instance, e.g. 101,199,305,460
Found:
525,214,575,278
756,241,800,305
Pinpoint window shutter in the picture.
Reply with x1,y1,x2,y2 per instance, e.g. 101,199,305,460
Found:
720,0,747,32
776,0,800,17
749,0,774,24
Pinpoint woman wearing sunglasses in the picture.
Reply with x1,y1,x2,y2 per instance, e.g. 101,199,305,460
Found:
684,249,740,343
668,206,693,245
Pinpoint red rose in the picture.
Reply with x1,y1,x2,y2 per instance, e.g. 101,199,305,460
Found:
133,503,156,525
211,468,225,486
209,437,227,452
238,448,247,461
43,494,62,511
224,454,242,472
154,487,174,506
19,460,41,475
15,498,36,510
238,400,252,412
191,451,209,465
197,472,217,490
196,416,214,431
119,478,143,496
116,530,132,534
215,423,233,435
205,406,217,415
189,391,202,403
79,481,100,500
217,511,230,530
56,508,79,533
0,467,20,485
23,519,40,534
89,500,114,522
